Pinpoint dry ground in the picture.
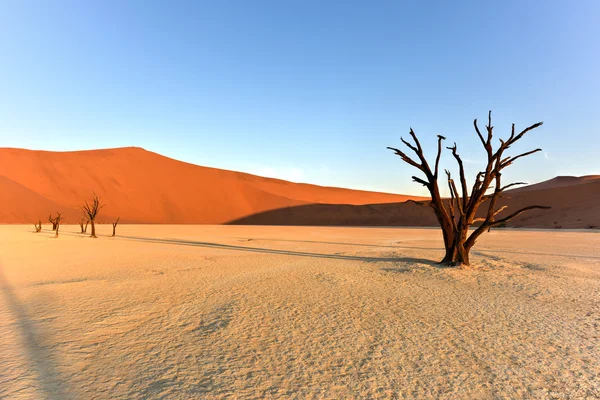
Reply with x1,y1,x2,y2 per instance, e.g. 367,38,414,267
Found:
0,225,598,399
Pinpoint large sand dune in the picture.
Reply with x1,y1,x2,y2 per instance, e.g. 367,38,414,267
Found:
0,147,421,224
1,225,598,398
1,147,598,228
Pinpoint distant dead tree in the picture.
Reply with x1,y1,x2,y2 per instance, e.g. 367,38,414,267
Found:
79,216,89,234
48,214,59,230
53,212,63,238
81,193,105,238
30,219,42,233
111,217,120,237
388,111,550,266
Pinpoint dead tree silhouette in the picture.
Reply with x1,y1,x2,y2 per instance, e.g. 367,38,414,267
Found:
111,217,120,237
48,214,59,230
78,216,89,234
80,193,104,238
388,111,550,266
29,219,42,233
53,212,62,238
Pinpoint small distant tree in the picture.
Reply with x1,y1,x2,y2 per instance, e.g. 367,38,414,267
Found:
388,111,550,266
79,216,89,234
48,214,59,230
53,212,63,238
31,219,42,233
81,193,105,238
111,217,120,237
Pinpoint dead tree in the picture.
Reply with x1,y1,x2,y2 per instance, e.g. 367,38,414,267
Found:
31,219,42,233
53,212,62,238
388,111,550,266
111,217,120,237
79,216,89,233
48,214,59,230
81,193,105,238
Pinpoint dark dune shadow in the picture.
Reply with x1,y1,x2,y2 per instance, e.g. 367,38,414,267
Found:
0,265,71,399
223,185,600,230
118,235,445,265
225,201,439,226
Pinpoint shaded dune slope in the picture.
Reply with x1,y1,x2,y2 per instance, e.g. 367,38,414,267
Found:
230,180,600,228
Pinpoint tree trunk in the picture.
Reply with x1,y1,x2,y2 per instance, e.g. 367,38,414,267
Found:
90,220,97,238
439,225,470,266
112,225,116,237
441,241,470,266
54,223,60,238
79,223,85,233
52,222,57,230
84,221,89,233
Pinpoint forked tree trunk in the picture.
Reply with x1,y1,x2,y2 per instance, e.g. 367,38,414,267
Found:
441,232,470,265
111,217,120,237
54,222,60,238
84,220,89,233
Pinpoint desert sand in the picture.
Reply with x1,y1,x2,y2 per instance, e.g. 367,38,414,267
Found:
1,225,598,399
1,147,599,228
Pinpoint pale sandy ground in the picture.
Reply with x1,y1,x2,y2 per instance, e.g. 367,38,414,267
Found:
0,225,598,399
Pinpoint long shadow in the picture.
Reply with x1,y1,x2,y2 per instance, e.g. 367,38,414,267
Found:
226,236,444,251
0,265,71,399
121,233,600,262
119,235,440,264
226,236,600,260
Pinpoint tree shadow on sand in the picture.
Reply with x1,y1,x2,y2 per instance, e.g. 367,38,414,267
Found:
0,265,72,399
226,236,444,251
119,235,444,266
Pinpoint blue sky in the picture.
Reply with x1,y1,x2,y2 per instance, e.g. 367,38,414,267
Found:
1,1,598,195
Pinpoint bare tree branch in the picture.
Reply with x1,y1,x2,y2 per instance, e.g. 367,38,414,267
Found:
406,199,432,207
473,118,487,149
500,182,528,191
501,149,542,169
491,205,551,226
412,176,429,186
508,122,544,145
434,135,445,178
446,142,469,209
386,147,424,172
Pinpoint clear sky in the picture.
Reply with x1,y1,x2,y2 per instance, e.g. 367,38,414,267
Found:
1,0,598,195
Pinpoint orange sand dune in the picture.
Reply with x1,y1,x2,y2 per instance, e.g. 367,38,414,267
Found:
509,175,600,192
1,147,598,228
0,147,421,224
